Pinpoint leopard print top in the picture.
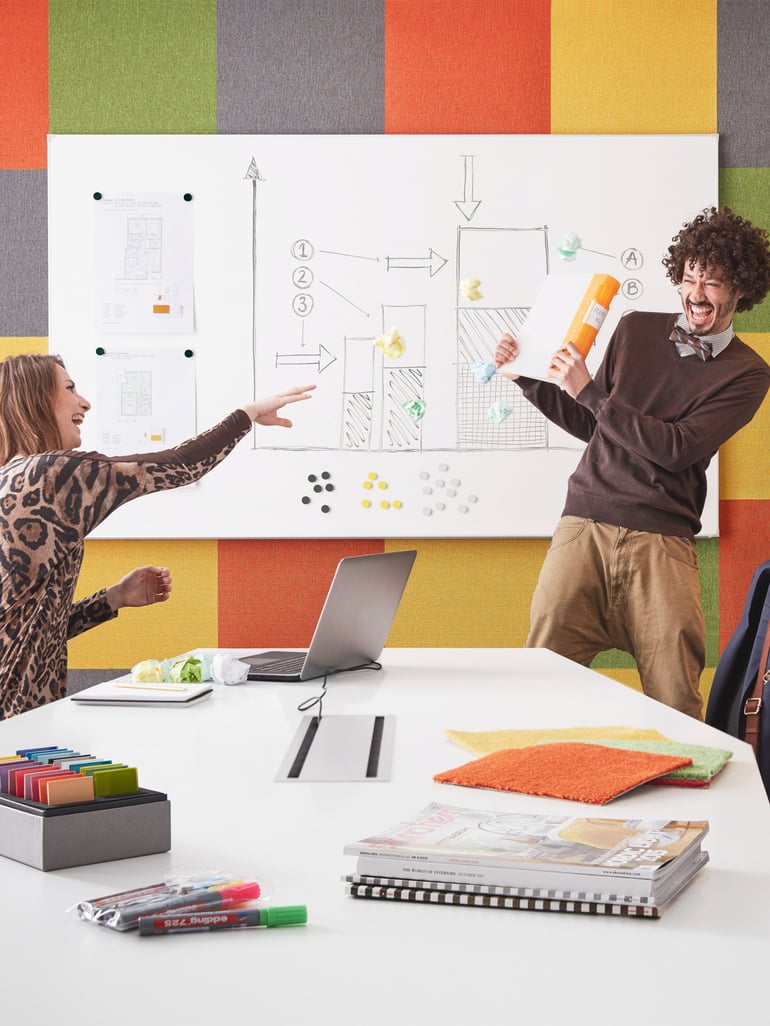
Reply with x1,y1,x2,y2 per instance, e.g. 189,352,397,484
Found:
0,410,250,719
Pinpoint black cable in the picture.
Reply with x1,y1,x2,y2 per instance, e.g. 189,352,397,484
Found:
295,661,382,721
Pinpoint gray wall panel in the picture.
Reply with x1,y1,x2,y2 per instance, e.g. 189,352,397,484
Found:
217,0,384,133
0,171,48,336
718,0,770,167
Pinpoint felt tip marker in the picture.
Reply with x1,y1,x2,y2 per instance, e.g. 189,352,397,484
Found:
138,904,307,936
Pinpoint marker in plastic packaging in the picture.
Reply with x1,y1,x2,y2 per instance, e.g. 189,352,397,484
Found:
139,904,307,935
86,880,263,930
121,880,262,927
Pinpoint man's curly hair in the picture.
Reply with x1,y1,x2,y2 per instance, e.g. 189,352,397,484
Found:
662,206,770,313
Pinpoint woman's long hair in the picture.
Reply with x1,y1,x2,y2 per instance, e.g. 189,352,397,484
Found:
0,354,65,464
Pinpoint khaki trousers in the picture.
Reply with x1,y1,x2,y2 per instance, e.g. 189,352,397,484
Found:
526,517,705,719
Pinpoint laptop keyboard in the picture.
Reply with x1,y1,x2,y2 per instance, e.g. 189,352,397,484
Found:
254,654,306,675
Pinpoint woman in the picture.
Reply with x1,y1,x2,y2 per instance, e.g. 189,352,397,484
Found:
0,353,314,719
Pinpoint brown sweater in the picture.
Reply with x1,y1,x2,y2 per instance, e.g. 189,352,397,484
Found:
0,410,251,718
517,311,770,539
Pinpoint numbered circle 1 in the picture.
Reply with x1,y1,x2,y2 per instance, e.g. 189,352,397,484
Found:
292,266,314,289
292,293,314,317
291,239,314,261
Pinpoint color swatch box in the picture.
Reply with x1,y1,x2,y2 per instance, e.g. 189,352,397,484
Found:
0,746,170,871
0,791,170,871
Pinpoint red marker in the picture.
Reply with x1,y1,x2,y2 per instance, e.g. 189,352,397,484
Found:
117,881,262,930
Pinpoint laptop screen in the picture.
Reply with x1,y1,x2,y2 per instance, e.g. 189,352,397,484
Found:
243,549,417,681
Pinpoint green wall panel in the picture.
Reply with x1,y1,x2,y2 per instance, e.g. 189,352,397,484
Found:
721,167,770,334
49,0,217,134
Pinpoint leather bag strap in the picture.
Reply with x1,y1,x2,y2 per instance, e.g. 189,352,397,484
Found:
744,626,770,758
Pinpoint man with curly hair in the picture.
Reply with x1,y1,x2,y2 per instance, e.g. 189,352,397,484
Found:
495,207,770,719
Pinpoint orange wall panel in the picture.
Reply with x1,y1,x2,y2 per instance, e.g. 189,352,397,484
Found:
718,499,770,649
0,0,48,168
385,0,550,133
218,539,385,648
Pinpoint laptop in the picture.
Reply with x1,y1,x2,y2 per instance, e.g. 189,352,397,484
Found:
242,549,417,682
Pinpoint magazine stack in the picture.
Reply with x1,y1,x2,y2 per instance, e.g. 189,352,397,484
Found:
343,801,709,918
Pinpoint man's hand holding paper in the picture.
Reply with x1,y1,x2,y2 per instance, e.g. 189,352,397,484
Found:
548,341,592,398
494,333,520,378
495,333,592,399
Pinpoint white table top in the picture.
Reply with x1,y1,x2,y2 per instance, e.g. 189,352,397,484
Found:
2,648,769,1023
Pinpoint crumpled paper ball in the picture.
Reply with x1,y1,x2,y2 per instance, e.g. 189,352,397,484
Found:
487,401,513,423
402,398,426,421
375,326,406,359
163,653,213,684
471,360,497,384
211,653,251,686
131,659,164,683
460,277,483,301
557,231,582,260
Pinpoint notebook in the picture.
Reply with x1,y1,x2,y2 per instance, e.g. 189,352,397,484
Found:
242,549,417,682
71,678,213,707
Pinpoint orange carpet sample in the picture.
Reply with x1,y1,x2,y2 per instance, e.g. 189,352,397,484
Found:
434,742,692,804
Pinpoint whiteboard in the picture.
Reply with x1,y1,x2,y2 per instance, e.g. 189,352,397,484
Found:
47,134,719,539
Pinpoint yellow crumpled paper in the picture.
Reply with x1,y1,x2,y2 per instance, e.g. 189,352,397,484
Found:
375,326,406,359
460,277,483,301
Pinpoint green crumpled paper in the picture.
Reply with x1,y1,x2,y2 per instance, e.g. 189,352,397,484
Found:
166,655,205,683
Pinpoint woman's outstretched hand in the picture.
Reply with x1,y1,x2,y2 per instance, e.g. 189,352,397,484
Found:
241,384,316,427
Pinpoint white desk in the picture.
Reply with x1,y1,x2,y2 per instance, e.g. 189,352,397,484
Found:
2,649,769,1024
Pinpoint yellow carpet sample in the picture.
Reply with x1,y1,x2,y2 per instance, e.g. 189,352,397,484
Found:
445,725,672,757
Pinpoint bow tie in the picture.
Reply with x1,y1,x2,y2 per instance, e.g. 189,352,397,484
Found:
670,324,713,361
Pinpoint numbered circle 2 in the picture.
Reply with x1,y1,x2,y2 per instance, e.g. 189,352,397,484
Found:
292,266,314,289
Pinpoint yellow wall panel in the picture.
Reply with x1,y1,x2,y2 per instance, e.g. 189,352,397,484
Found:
551,0,717,133
68,539,218,668
385,538,548,647
595,664,713,707
0,337,48,356
720,333,770,499
592,667,642,695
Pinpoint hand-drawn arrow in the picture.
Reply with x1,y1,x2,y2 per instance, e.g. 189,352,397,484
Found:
275,344,337,374
245,157,266,407
455,154,481,222
385,248,448,277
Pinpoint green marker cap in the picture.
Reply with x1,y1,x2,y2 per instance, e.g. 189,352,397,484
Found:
262,905,307,928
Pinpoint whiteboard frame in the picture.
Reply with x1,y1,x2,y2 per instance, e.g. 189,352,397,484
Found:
47,134,719,539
